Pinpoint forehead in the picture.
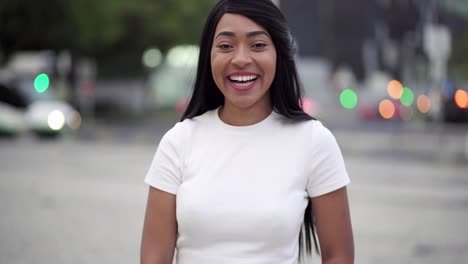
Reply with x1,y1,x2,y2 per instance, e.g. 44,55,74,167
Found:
214,13,268,35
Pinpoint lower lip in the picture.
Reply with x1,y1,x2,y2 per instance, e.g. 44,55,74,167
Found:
228,78,258,92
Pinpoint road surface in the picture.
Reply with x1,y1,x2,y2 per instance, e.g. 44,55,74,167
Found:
0,128,467,263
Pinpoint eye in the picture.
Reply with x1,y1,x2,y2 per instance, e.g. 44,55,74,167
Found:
252,43,267,49
218,44,232,50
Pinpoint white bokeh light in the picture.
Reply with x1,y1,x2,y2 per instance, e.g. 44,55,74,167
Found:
48,110,65,130
142,48,162,68
166,45,199,68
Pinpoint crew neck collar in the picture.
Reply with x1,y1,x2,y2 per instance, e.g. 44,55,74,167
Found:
212,106,276,132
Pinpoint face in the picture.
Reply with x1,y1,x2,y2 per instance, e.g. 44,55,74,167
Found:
211,13,277,112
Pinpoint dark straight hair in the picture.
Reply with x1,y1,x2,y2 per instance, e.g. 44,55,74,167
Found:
181,0,319,259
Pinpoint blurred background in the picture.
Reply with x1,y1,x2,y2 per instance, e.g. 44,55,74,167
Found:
1,0,467,263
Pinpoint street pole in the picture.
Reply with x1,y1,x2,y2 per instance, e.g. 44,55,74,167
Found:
422,0,452,121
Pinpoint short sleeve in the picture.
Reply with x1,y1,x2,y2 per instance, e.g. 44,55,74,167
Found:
144,124,186,194
306,122,350,197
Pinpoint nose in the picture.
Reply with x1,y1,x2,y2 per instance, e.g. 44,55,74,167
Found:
231,46,252,68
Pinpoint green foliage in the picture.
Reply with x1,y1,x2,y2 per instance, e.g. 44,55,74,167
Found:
444,0,468,18
0,0,217,58
451,33,468,80
0,0,75,54
67,0,124,52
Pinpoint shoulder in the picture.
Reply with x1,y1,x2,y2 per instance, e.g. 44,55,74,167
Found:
162,120,190,141
306,120,338,147
307,119,335,142
161,109,215,143
284,117,333,139
270,114,339,149
285,118,339,151
302,120,344,162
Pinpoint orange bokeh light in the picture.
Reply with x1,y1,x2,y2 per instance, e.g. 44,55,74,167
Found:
454,89,468,109
387,80,403,99
379,99,395,119
417,95,431,113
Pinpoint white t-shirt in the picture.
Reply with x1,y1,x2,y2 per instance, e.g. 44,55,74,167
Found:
145,107,350,264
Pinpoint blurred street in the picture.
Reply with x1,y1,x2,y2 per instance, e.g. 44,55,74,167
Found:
1,119,467,264
2,0,468,263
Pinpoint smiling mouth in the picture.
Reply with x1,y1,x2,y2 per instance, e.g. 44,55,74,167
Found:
228,75,258,88
230,79,256,87
229,75,258,83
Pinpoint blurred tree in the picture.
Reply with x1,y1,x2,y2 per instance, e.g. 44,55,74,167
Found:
451,33,468,79
444,2,468,80
67,0,124,54
0,0,76,59
94,0,217,76
0,0,217,69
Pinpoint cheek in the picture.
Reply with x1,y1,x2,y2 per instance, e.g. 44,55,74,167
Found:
210,53,226,89
270,56,277,77
262,53,277,81
211,53,222,73
210,53,220,78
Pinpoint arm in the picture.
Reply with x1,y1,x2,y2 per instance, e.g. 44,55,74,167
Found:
311,187,354,264
141,186,177,264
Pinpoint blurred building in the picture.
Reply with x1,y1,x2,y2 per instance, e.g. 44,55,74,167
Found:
281,0,468,82
282,0,374,81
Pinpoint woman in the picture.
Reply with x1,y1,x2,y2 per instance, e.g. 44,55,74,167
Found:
141,0,354,263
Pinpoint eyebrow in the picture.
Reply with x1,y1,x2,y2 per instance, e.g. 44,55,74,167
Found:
215,30,271,39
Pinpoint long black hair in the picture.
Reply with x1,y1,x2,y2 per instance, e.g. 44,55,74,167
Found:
181,0,319,259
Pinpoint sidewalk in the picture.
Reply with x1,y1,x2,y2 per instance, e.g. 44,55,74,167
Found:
334,129,468,164
76,113,468,164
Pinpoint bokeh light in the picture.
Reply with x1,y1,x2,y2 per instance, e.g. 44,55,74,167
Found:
175,98,190,116
417,95,431,113
47,110,65,130
142,48,162,68
387,80,403,99
339,88,358,109
166,45,199,68
67,111,82,130
454,89,468,109
34,73,49,93
400,87,414,106
299,97,314,116
379,99,395,119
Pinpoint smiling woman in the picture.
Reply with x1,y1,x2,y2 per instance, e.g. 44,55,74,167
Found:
141,1,354,264
211,13,277,125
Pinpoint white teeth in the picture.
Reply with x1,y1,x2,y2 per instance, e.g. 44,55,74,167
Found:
237,81,254,87
229,75,257,82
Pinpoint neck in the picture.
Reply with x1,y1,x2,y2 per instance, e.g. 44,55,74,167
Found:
218,102,272,126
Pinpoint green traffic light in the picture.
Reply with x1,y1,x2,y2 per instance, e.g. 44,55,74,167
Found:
34,73,49,93
400,87,414,106
340,89,358,109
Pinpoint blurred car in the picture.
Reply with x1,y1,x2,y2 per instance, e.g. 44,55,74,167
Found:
356,71,414,121
0,76,81,137
439,80,468,123
357,72,393,120
0,82,27,136
358,95,405,120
